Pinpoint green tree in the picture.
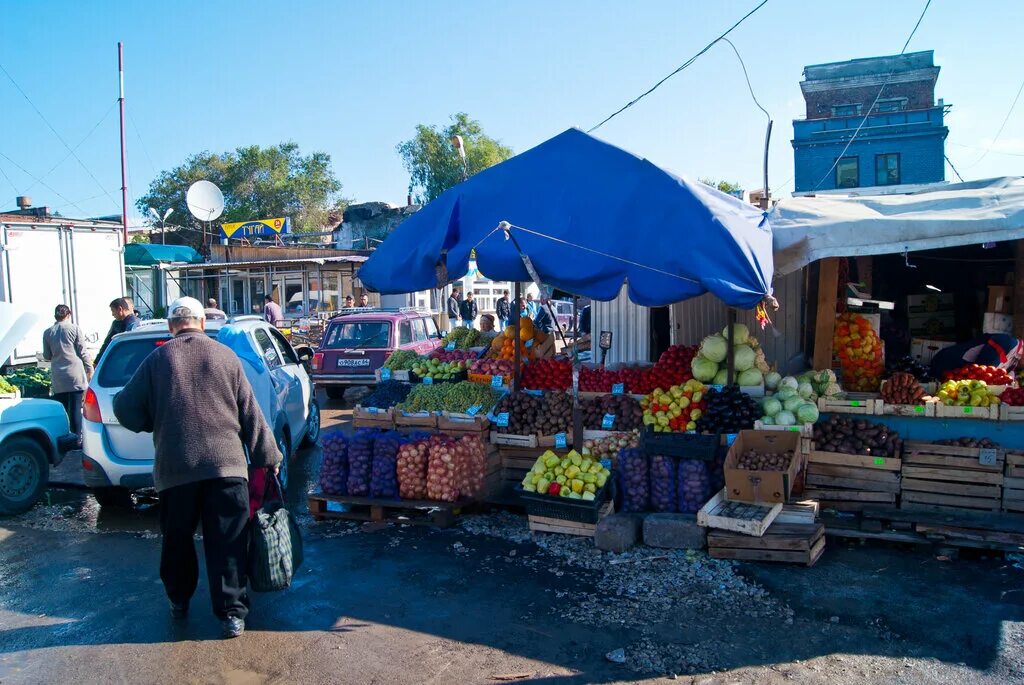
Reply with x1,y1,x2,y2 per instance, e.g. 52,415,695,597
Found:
397,113,513,203
698,178,743,195
136,142,345,249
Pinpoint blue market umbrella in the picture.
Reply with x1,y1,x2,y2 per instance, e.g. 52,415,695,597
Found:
359,128,773,309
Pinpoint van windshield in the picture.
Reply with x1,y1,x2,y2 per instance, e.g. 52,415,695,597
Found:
323,321,390,349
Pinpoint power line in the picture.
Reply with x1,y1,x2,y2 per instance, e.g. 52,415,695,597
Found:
962,75,1024,170
0,150,88,215
25,99,118,194
127,110,158,177
944,154,965,182
949,141,1024,158
587,0,770,133
721,38,769,122
0,158,19,197
810,0,933,191
0,61,121,209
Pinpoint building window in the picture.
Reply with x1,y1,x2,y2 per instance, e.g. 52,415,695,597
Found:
875,153,901,186
836,157,859,188
832,103,862,117
875,98,907,113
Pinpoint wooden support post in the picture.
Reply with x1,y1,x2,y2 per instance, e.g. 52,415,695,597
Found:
813,257,841,370
855,256,873,293
1014,241,1024,339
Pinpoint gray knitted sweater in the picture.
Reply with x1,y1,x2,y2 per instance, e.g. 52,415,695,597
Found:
113,330,281,491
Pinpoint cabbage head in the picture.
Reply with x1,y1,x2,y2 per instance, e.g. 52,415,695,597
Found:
761,397,782,417
775,410,796,426
691,356,719,382
722,322,750,344
765,371,783,390
738,368,763,387
797,402,820,423
700,334,728,363
733,344,756,372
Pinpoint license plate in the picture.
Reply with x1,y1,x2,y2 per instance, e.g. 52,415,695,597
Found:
337,358,370,368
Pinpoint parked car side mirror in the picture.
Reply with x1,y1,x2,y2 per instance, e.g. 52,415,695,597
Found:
295,345,314,362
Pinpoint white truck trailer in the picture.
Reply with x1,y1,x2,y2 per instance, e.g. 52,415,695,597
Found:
1,219,125,365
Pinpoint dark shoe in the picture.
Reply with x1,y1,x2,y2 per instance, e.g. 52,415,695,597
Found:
169,600,188,620
221,617,245,639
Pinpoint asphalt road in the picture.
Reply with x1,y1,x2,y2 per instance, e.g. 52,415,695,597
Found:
2,393,1024,684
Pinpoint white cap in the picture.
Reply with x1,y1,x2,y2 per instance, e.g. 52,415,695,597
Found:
167,296,206,321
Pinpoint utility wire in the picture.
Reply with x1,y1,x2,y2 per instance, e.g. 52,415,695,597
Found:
0,61,121,209
0,150,89,215
127,110,158,177
962,75,1024,170
721,38,770,122
810,0,933,191
945,154,965,182
25,99,118,194
0,159,19,197
588,0,770,133
949,141,1024,158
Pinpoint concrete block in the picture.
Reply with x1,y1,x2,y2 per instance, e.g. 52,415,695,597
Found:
594,513,643,553
642,513,707,550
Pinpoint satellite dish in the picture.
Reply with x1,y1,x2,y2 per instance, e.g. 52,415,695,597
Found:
186,180,225,222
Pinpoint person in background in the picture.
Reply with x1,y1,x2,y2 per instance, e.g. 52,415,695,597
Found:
359,293,370,307
579,304,592,336
96,297,141,363
930,333,1022,379
446,289,461,333
459,291,478,329
344,295,355,308
533,297,554,334
263,295,284,326
526,293,540,319
113,297,281,639
42,304,93,444
205,298,227,321
495,290,511,331
519,297,528,319
479,313,496,334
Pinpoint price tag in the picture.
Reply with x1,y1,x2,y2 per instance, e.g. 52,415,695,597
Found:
850,400,861,407
710,384,724,393
496,412,510,427
422,376,433,385
601,413,616,430
525,339,534,348
555,432,567,449
600,459,612,471
326,500,345,513
873,457,885,466
914,405,924,413
466,404,481,416
524,389,543,396
979,448,998,466
787,426,800,432
380,368,392,381
726,433,737,446
612,383,624,395
491,375,503,388
445,341,456,351
366,406,379,414
963,406,973,414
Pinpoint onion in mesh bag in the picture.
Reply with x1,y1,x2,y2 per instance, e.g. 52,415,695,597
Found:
427,438,460,502
397,440,429,500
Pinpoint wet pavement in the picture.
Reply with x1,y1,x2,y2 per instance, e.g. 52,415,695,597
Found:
3,394,1024,684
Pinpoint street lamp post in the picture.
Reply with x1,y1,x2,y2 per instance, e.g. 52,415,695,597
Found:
147,207,174,244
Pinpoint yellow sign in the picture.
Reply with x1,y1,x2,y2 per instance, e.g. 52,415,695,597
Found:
220,217,290,239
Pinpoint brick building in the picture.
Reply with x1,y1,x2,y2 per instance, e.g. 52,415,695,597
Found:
792,50,949,193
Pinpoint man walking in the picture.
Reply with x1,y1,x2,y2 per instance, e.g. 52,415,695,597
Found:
460,291,478,329
205,298,227,320
114,297,281,639
42,305,92,443
495,290,511,331
263,295,284,326
359,293,370,307
96,297,141,363
446,288,461,333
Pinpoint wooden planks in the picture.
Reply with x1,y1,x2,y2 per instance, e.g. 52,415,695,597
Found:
527,502,613,537
805,449,901,512
900,441,1004,514
697,489,782,537
1003,475,1024,513
812,257,840,370
708,522,825,566
807,450,901,471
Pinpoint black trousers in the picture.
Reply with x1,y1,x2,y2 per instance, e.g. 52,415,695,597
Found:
53,390,83,436
159,477,250,620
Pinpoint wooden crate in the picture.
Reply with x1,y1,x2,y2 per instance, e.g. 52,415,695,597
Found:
805,449,901,510
708,523,825,567
775,500,820,525
375,369,411,382
528,502,614,537
881,402,936,417
697,488,782,537
491,431,539,448
394,411,437,428
437,411,491,432
1000,405,1024,422
900,441,1004,513
1007,453,1024,479
817,395,882,415
352,405,396,428
307,493,467,528
1002,476,1024,513
754,421,813,437
933,404,998,420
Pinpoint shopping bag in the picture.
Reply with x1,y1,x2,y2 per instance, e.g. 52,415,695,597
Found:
248,474,303,592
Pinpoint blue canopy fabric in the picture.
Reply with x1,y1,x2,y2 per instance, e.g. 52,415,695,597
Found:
358,128,773,309
217,325,264,373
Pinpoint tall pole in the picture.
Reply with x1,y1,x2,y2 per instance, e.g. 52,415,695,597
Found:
118,42,129,244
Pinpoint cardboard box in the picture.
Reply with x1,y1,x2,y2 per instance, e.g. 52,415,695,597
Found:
724,430,802,505
910,338,955,365
983,312,1013,335
988,285,1013,314
907,293,954,315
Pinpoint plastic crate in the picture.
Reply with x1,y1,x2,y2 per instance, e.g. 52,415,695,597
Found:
641,428,719,460
515,480,614,524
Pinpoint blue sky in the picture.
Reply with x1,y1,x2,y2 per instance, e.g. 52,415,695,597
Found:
1,0,1023,222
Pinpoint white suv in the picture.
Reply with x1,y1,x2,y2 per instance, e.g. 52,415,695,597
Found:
80,316,320,506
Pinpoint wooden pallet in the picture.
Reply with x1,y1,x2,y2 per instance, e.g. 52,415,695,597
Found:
823,507,1024,551
697,489,782,537
901,441,1004,513
308,493,468,527
708,523,825,566
528,502,614,537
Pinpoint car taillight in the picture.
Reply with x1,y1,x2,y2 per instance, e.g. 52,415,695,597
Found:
312,352,323,371
83,388,102,423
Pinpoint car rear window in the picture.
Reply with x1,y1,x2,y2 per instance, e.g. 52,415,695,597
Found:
323,321,391,349
97,335,216,387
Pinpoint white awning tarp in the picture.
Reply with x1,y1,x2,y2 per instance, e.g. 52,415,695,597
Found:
770,177,1024,276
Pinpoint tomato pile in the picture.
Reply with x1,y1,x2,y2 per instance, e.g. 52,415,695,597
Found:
943,364,1014,386
833,313,884,392
651,344,697,391
1000,387,1024,406
521,359,572,391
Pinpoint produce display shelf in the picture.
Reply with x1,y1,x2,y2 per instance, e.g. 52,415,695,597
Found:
307,493,472,528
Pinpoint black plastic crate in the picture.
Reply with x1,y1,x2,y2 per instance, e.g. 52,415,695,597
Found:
515,480,614,524
641,428,719,460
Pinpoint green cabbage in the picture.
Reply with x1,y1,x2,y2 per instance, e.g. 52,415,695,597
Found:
691,356,719,382
759,415,775,425
761,397,782,417
764,371,782,390
776,387,797,402
775,410,796,426
797,381,815,399
733,344,756,372
779,376,800,391
722,323,750,344
738,368,763,387
713,368,730,386
783,396,805,413
700,334,728,363
796,402,820,423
